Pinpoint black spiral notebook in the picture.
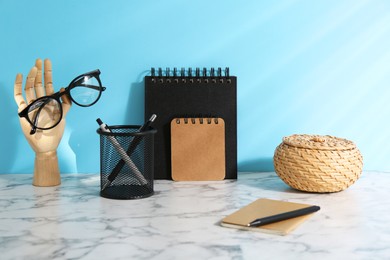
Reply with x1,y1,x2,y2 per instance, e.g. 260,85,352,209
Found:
145,67,237,180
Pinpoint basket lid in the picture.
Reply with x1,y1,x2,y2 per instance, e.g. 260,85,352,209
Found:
282,134,357,151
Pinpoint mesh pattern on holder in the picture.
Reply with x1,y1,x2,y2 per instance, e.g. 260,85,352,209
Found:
97,125,156,199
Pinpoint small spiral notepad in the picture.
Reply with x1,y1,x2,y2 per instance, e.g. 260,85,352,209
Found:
171,117,225,181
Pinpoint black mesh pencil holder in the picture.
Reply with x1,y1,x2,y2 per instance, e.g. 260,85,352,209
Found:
97,125,156,199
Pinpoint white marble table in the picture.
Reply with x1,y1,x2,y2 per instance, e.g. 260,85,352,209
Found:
1,171,389,260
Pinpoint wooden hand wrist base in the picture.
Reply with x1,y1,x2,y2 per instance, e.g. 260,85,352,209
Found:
33,151,60,187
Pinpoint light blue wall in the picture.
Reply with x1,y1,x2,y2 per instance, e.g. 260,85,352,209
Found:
0,0,389,174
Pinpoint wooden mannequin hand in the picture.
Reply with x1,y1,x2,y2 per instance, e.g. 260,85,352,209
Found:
14,59,72,186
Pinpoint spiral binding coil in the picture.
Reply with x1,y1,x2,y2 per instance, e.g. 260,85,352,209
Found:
150,67,231,84
175,118,219,124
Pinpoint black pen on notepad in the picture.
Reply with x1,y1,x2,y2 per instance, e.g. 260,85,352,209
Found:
102,114,157,190
247,205,320,227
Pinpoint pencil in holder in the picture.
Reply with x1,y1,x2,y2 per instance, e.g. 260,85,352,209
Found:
97,125,156,199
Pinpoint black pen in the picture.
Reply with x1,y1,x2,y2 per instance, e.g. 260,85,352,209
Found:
97,118,147,187
102,114,157,190
247,205,320,227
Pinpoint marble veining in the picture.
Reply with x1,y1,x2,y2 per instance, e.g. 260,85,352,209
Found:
1,171,390,260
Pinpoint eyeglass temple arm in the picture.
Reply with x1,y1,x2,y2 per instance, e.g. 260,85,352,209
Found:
30,102,45,135
70,69,101,86
77,83,106,91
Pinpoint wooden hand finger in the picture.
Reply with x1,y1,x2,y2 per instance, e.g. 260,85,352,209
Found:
25,66,37,105
44,59,54,95
34,58,45,98
14,73,27,112
60,88,72,117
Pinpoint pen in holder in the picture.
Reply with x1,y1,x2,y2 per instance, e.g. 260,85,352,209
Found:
97,124,156,199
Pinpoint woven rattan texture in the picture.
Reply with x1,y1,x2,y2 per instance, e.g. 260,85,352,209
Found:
283,134,356,150
274,135,363,193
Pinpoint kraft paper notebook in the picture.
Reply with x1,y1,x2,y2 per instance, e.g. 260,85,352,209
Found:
171,117,225,181
221,198,318,235
145,67,236,180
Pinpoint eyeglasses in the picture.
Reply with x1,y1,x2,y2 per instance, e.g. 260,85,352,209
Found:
18,69,106,135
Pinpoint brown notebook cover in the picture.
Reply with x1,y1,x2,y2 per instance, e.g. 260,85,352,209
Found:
221,198,318,235
171,117,225,181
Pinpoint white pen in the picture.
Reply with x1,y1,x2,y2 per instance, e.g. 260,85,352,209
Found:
97,118,148,187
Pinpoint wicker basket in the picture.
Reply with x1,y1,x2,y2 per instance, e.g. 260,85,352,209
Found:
273,134,363,193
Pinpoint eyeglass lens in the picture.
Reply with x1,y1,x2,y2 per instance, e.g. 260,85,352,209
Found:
70,75,101,106
27,97,62,130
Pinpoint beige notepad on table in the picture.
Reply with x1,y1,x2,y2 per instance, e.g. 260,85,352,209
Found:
171,117,225,181
221,198,318,235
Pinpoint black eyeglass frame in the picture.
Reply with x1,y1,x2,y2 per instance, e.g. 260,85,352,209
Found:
18,69,106,134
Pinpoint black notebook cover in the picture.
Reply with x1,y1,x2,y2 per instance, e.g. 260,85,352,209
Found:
145,67,237,180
